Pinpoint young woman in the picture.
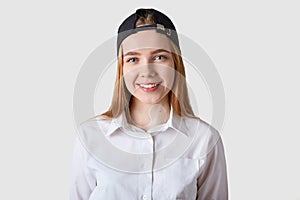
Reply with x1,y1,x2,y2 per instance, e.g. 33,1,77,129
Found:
70,8,228,200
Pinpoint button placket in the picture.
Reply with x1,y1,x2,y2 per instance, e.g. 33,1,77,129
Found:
139,135,154,200
142,194,147,200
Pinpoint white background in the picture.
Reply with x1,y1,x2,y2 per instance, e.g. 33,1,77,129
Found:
1,0,299,199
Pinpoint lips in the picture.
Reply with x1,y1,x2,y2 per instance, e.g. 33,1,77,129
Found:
139,83,159,89
137,82,162,92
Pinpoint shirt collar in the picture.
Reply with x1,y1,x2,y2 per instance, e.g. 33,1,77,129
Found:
105,106,190,137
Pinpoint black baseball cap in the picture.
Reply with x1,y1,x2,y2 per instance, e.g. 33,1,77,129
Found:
117,8,181,55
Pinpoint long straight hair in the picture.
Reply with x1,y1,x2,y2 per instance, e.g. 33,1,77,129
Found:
99,42,197,119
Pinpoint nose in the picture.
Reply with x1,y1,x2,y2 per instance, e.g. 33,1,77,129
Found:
139,59,157,78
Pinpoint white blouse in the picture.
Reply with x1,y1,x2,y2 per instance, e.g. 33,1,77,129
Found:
70,108,228,200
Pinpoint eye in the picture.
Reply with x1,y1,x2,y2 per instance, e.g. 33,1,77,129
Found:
155,55,167,61
126,57,138,63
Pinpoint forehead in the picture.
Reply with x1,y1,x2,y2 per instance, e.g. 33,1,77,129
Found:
121,29,172,55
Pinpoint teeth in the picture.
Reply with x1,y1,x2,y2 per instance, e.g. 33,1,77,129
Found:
139,83,158,89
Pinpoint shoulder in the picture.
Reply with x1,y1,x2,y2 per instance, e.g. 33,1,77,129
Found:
77,115,114,142
79,114,114,129
183,116,222,159
184,116,220,140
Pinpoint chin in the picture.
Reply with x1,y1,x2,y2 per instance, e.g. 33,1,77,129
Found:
136,96,164,105
140,99,162,105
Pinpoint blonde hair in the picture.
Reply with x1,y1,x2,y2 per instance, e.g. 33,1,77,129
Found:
98,13,197,119
135,12,155,27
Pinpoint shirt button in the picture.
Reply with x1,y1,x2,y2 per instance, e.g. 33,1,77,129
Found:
142,194,147,200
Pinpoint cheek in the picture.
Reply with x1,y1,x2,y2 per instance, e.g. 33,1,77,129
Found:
122,65,130,76
165,71,175,89
122,67,138,92
159,66,175,89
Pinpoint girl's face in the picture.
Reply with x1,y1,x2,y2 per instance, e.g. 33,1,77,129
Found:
122,30,175,105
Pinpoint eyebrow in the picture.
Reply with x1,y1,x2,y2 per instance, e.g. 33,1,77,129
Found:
123,49,171,57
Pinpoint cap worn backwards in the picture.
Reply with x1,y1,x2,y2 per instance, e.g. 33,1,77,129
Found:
117,8,181,55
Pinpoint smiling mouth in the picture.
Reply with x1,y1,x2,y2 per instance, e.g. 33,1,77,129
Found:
138,83,160,92
137,82,162,89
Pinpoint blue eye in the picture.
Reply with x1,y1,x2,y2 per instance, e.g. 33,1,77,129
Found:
127,58,137,63
155,55,167,61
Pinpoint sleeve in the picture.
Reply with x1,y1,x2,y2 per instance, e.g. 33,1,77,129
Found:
196,136,228,200
69,136,97,200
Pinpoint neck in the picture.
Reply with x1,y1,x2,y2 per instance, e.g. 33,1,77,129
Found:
129,97,170,131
